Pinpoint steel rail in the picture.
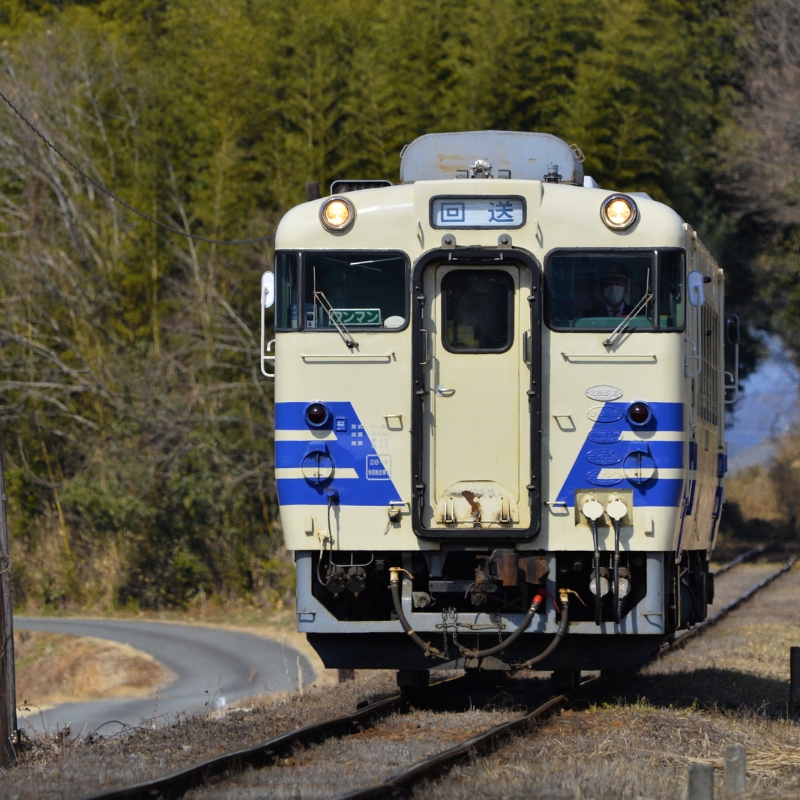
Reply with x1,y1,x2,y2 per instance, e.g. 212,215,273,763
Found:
661,554,798,655
74,552,797,800
711,542,773,578
332,688,588,800
332,554,800,800
74,692,413,800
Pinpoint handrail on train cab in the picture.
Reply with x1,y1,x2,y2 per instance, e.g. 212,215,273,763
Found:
685,271,705,378
725,313,740,404
261,271,275,379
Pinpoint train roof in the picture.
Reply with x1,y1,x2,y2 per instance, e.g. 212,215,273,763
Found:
399,131,585,185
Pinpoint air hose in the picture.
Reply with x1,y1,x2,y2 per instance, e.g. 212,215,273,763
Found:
390,568,566,666
613,515,623,624
389,568,447,660
606,497,628,625
513,590,571,670
581,497,605,627
590,517,603,626
456,593,544,660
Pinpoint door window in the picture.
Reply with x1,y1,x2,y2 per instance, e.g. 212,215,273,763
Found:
441,270,514,353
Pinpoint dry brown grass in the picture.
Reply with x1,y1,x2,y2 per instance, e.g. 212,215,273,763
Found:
413,564,800,800
717,465,787,562
717,429,800,561
416,701,800,800
13,630,174,708
187,706,522,800
5,565,800,800
1,670,399,800
725,465,784,525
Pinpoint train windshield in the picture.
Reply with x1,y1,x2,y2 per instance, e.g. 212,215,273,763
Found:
274,251,408,331
545,250,684,331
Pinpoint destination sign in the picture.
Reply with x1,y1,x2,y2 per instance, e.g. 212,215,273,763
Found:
431,196,526,229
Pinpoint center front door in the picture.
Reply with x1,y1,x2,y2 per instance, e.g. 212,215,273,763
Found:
412,253,540,539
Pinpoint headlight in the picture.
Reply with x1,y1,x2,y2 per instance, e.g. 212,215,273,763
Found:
601,194,637,230
320,196,355,231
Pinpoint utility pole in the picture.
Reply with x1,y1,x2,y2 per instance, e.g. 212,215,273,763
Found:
0,422,17,765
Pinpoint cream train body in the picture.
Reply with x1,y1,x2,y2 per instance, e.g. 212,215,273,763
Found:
262,131,733,678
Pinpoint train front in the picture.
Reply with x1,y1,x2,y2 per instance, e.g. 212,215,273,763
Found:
264,131,727,680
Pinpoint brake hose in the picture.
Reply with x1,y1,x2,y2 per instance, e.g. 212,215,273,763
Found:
614,518,623,623
606,497,628,625
513,590,571,670
316,490,339,588
581,498,605,627
390,569,569,667
456,593,545,660
389,568,447,660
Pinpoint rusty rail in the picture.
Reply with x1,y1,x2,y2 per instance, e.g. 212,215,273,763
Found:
73,553,797,800
74,692,413,800
333,555,800,800
711,542,773,578
333,690,582,800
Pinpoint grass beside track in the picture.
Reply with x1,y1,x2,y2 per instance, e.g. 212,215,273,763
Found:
5,560,800,800
413,561,800,800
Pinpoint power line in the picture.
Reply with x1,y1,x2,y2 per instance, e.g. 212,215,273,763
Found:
0,85,276,246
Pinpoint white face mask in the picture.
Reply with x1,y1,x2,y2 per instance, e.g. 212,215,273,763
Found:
604,285,625,305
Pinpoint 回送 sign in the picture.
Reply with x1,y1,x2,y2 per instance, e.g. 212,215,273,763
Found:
431,196,526,229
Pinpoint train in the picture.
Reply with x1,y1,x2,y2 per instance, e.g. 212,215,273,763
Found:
260,130,739,688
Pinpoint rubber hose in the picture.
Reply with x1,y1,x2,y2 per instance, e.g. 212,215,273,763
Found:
591,519,602,626
613,517,621,625
457,596,542,660
389,579,446,660
514,596,570,670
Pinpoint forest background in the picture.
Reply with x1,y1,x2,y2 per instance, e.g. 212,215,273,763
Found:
1,0,798,612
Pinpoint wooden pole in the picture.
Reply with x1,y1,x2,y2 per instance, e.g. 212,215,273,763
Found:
0,423,17,765
790,646,800,712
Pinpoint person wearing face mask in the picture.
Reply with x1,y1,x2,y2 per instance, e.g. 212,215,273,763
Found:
583,271,633,318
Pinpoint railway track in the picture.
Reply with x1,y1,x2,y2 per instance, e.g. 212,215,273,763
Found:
75,548,795,800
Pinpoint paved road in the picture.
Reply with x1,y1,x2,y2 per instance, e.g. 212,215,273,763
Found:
14,617,314,737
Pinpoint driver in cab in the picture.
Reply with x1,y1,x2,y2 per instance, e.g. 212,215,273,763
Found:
583,270,633,318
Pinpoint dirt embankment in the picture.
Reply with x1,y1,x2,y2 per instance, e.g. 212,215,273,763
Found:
14,630,175,709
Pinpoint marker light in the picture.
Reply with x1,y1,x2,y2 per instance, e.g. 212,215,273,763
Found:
627,401,652,427
601,194,638,230
305,402,330,427
320,196,355,231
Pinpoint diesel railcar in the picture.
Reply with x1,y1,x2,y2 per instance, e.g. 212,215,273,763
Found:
260,131,738,685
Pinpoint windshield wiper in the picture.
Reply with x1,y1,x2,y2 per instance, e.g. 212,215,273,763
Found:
603,269,653,348
314,291,359,349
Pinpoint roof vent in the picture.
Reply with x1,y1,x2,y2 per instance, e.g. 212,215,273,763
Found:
470,159,492,179
400,131,585,185
543,164,562,183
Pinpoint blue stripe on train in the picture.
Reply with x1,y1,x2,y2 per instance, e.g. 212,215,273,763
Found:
556,401,685,507
275,401,402,507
